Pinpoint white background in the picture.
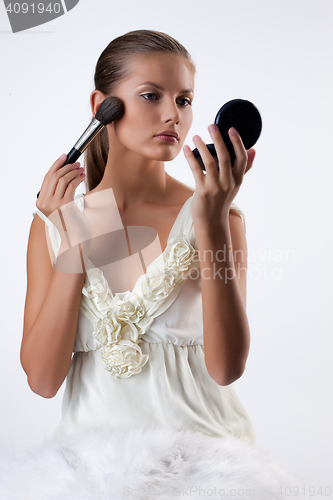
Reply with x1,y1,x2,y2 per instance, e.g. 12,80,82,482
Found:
0,0,332,496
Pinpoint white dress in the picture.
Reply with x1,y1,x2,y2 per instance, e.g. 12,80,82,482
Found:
0,191,308,500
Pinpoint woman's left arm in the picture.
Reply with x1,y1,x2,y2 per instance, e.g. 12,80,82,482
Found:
194,209,250,387
183,125,256,387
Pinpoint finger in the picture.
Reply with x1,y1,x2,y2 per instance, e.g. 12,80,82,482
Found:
227,127,248,183
42,154,68,189
192,135,219,184
55,164,83,200
208,124,232,167
182,144,205,188
245,148,256,174
62,170,86,201
207,124,233,186
51,153,68,173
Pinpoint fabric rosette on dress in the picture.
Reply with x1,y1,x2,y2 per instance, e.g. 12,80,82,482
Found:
80,234,199,379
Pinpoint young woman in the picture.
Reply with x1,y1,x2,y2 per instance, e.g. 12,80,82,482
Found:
1,30,306,499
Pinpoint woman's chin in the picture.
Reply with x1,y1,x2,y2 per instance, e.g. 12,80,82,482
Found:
152,147,181,162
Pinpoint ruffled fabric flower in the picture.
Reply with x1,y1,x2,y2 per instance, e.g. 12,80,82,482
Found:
100,339,149,379
164,235,196,274
140,236,196,301
92,292,149,378
88,235,198,379
82,268,113,311
141,267,178,302
111,293,146,324
94,310,122,348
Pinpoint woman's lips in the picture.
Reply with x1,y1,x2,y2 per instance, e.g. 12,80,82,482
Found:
154,135,178,143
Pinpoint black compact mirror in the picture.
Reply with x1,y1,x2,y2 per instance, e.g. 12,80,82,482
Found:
192,99,262,170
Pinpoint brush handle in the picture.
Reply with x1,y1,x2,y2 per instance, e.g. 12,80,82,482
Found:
36,147,81,199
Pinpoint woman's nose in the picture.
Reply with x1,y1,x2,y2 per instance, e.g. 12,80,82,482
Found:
161,98,180,124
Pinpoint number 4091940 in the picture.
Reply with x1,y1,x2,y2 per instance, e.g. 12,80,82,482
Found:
6,3,61,14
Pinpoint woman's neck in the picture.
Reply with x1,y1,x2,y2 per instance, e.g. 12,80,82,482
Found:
92,151,172,211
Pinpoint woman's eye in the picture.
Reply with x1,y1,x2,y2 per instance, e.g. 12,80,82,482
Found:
178,98,192,107
140,93,192,106
141,93,158,101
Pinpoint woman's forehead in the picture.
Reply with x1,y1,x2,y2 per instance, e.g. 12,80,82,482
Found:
122,53,195,88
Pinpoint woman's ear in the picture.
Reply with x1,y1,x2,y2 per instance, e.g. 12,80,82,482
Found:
90,90,106,117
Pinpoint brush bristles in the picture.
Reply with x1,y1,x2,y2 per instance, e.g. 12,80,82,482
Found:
95,96,125,126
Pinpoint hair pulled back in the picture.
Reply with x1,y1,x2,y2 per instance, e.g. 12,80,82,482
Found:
84,29,196,191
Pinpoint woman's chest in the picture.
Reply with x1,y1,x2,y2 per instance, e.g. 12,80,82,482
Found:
87,203,184,293
120,203,182,256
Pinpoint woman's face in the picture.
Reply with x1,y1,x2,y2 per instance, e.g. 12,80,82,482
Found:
108,52,195,162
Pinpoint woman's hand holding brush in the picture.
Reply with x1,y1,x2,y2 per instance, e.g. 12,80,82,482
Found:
36,153,86,217
36,154,92,274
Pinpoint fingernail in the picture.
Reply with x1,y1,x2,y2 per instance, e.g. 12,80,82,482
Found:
209,124,218,133
229,127,238,136
183,145,191,153
193,135,201,143
59,153,67,160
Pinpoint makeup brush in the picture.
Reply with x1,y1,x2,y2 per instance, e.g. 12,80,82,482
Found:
36,96,124,199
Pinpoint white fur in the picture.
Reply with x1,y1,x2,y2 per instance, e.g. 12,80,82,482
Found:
0,424,307,500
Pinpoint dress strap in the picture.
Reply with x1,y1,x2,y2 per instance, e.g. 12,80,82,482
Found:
230,202,246,233
31,193,85,265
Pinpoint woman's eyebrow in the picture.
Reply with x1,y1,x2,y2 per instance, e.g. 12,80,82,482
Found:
137,81,194,95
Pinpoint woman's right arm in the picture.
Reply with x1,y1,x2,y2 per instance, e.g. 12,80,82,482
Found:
20,155,88,399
